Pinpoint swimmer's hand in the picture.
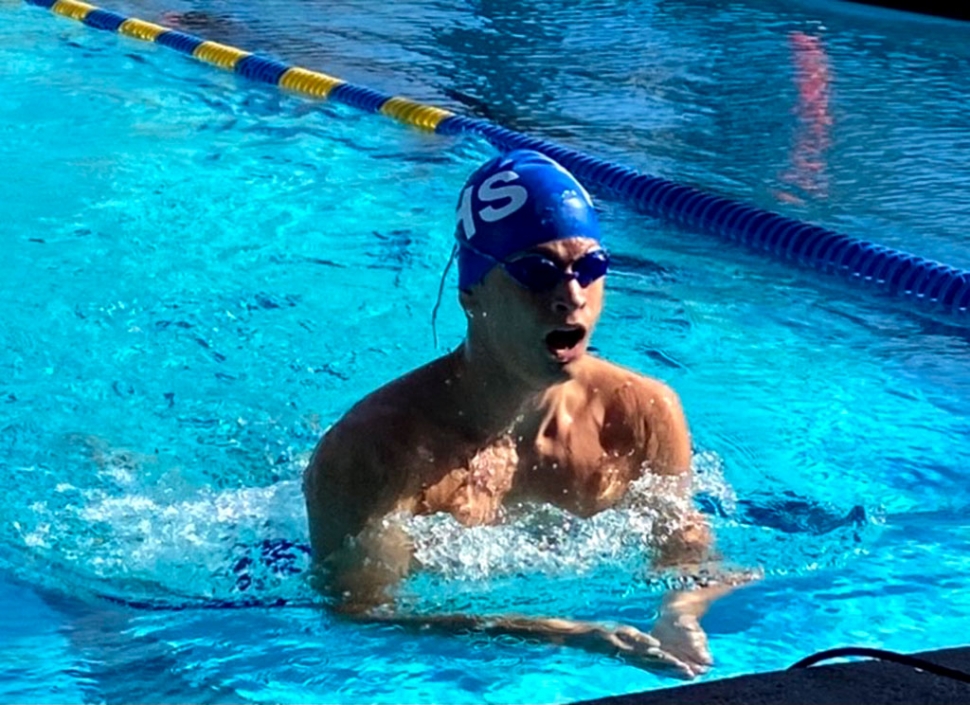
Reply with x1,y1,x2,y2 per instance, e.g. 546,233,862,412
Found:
353,611,702,678
646,614,712,678
644,578,759,679
588,622,706,678
472,616,704,679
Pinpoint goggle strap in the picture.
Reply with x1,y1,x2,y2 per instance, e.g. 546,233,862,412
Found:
431,243,459,349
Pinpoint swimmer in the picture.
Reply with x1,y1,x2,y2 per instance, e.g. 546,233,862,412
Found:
304,150,740,678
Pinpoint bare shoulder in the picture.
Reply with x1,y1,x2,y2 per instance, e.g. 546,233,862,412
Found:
580,356,691,476
306,355,450,480
303,356,452,558
581,355,682,408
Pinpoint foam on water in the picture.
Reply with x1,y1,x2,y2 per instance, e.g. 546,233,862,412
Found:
1,435,872,615
405,450,870,590
1,438,315,607
407,459,709,582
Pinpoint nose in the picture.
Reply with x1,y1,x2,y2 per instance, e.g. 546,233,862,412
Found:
551,275,586,315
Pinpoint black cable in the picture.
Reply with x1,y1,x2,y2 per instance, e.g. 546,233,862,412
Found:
790,646,970,685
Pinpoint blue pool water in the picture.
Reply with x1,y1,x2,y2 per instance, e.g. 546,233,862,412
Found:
2,1,970,702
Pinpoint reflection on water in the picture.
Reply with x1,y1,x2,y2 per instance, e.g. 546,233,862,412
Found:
777,31,832,205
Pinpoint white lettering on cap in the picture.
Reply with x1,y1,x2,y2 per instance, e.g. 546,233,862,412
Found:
478,171,528,223
457,185,476,238
456,170,529,240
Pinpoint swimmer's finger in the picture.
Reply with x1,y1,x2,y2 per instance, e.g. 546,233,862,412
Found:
609,625,661,650
605,626,697,678
623,645,697,678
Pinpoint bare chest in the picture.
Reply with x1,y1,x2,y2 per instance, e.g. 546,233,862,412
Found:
516,402,646,516
413,403,646,524
414,435,519,526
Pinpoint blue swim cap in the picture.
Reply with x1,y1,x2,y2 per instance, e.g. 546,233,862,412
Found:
455,150,600,291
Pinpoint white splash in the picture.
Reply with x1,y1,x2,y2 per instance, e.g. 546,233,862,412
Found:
406,452,736,581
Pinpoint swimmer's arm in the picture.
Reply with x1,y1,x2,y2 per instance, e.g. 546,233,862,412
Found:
304,422,415,610
639,382,757,671
311,501,703,677
645,386,756,578
643,381,693,480
360,609,706,677
335,563,705,678
642,380,711,567
307,423,701,677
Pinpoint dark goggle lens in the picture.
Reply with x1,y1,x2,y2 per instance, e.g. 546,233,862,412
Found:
572,250,610,287
505,250,610,292
504,257,564,291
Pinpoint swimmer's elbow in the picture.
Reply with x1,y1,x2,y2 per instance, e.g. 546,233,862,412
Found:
316,524,414,615
320,565,397,616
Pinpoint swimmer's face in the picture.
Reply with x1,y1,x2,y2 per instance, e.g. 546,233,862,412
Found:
461,237,605,384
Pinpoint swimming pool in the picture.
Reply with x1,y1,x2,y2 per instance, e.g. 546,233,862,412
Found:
2,0,970,702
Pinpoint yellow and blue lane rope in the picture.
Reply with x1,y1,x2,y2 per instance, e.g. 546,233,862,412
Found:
29,0,454,132
22,0,970,316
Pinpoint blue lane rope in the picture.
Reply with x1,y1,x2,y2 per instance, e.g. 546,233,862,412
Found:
24,0,970,318
235,54,290,85
436,116,970,313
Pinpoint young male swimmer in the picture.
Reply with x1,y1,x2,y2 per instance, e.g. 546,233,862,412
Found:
303,150,736,678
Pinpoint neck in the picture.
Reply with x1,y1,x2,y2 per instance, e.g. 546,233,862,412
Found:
446,338,548,440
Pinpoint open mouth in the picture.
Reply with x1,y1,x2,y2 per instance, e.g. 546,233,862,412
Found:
544,326,586,355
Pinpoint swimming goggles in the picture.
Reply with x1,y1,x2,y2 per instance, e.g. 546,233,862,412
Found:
460,240,610,293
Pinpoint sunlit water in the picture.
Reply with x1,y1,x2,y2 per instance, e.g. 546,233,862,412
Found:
96,0,970,267
2,2,970,703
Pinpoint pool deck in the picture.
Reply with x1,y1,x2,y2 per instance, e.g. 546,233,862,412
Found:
841,1,970,21
579,646,970,705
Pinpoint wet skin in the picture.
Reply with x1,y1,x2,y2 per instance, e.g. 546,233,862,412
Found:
304,237,737,678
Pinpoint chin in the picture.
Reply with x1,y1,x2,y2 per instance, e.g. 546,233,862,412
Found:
536,346,588,383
